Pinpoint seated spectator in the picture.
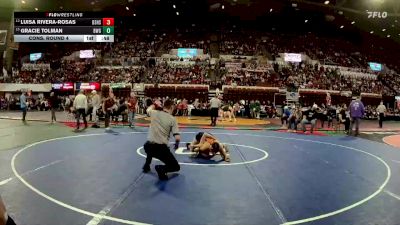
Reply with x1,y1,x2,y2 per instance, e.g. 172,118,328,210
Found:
301,105,318,133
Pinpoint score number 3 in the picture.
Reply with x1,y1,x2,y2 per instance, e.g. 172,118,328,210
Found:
102,18,114,26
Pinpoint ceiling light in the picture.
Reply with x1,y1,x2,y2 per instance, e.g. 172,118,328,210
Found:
340,25,344,29
324,1,329,5
292,3,297,7
305,19,308,23
126,6,129,10
173,4,176,9
91,1,95,5
133,13,136,16
382,28,386,31
34,7,38,11
222,5,224,9
176,12,179,15
370,31,374,34
270,8,273,12
351,21,355,24
21,0,26,4
387,35,391,38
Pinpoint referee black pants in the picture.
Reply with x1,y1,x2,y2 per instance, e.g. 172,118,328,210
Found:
7,216,17,225
210,108,219,126
143,142,180,173
379,113,384,128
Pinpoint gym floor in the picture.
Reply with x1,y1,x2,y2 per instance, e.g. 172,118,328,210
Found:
1,118,400,225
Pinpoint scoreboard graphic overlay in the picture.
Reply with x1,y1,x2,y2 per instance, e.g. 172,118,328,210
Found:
14,12,114,43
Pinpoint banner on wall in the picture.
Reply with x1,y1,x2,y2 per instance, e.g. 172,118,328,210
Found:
284,53,302,63
76,82,100,90
286,91,299,101
0,83,51,92
52,83,74,90
110,83,131,89
21,63,50,71
133,83,144,92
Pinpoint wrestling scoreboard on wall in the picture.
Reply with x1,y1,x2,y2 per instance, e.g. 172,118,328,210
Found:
13,12,114,42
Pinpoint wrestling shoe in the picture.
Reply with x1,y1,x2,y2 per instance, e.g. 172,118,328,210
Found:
142,165,151,173
224,154,231,162
155,165,168,180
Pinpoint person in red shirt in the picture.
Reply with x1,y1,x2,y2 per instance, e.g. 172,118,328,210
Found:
127,92,137,128
103,92,115,130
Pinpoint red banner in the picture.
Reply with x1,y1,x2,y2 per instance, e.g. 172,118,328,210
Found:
76,82,100,90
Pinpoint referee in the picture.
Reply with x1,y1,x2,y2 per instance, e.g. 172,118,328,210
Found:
142,99,181,180
210,95,221,126
376,101,387,128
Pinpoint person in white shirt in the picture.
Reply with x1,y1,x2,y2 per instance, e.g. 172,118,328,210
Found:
209,96,221,126
376,101,387,128
91,90,101,128
73,90,88,130
142,99,180,180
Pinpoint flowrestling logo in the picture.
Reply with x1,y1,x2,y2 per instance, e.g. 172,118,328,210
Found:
367,11,388,19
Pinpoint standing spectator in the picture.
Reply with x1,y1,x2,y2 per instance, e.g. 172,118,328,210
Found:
87,95,93,122
73,90,88,131
64,97,71,112
349,97,365,136
142,99,181,180
288,106,301,132
49,92,58,123
188,102,195,118
281,105,291,128
103,92,115,130
19,91,27,123
326,93,331,107
127,92,137,128
338,104,350,134
0,195,16,225
91,90,101,128
376,101,387,128
209,95,221,126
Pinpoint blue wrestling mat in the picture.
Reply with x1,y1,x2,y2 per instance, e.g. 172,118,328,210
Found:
1,128,400,225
